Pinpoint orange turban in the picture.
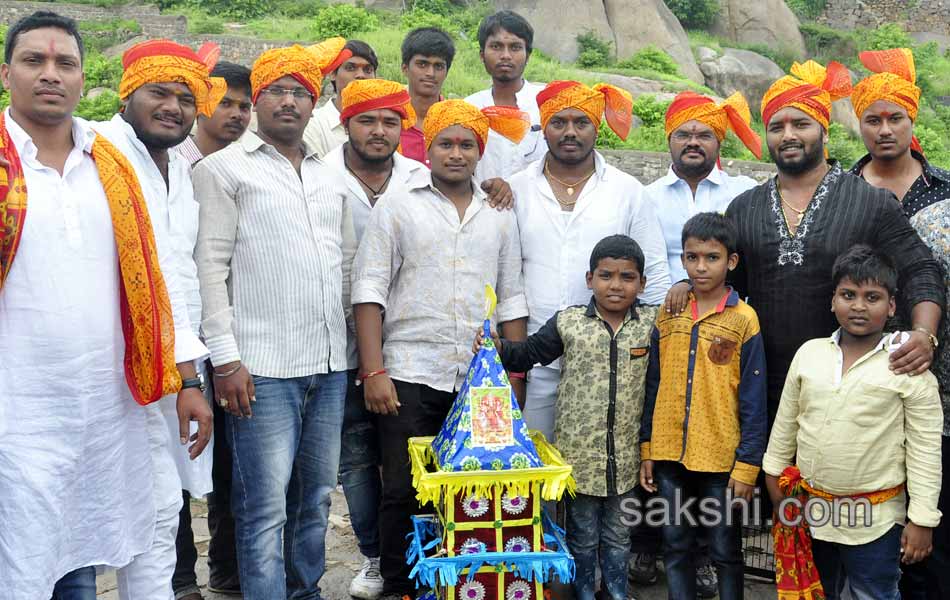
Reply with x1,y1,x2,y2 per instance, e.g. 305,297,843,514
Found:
250,38,352,103
119,40,227,118
537,80,633,140
852,48,923,153
422,99,529,156
761,60,852,129
339,79,415,129
664,91,762,159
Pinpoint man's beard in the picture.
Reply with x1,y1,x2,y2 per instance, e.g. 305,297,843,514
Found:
128,116,190,150
549,141,595,165
350,137,397,164
672,149,716,179
772,139,825,175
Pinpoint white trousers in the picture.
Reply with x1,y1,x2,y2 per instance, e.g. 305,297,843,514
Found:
524,365,559,443
115,402,183,600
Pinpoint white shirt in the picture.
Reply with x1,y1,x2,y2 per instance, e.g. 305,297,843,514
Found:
303,98,348,159
194,131,350,377
327,145,429,370
352,170,529,392
0,111,156,599
93,115,211,498
466,81,548,181
644,166,757,282
510,152,672,340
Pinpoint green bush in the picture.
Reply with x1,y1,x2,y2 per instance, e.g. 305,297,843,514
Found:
576,32,612,69
915,123,950,169
786,0,827,20
400,9,454,34
410,0,453,16
617,46,680,77
189,15,225,35
860,22,913,51
83,54,123,92
826,123,866,167
76,89,122,121
314,4,380,39
272,0,325,18
633,94,671,128
79,18,142,54
663,0,720,29
799,23,858,70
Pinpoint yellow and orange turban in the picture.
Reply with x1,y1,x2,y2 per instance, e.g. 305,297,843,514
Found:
761,60,852,129
537,80,634,140
250,37,352,103
339,79,415,129
664,91,762,159
422,99,529,156
852,48,923,153
119,39,227,118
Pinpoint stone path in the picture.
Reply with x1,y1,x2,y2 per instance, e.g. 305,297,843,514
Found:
95,489,778,600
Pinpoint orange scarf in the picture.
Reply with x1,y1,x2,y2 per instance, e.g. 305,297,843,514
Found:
0,112,181,405
773,466,905,600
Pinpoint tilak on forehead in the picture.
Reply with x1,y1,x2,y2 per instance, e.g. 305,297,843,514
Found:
250,37,352,104
119,39,227,118
852,47,924,153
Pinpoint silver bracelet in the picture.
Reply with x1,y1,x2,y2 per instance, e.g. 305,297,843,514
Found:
213,363,242,378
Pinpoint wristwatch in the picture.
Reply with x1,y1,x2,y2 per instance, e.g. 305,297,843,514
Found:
181,376,205,392
914,327,939,350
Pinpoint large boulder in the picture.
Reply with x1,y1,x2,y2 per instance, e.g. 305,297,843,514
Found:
698,47,784,111
495,0,703,83
603,0,704,83
712,0,807,58
831,98,862,137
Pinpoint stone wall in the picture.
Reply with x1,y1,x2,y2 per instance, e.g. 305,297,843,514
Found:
0,1,187,37
818,0,950,36
602,150,776,184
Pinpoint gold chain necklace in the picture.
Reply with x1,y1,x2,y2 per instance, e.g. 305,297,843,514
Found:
777,183,809,229
544,160,596,197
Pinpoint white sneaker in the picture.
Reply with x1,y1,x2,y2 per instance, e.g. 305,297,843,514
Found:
349,557,384,600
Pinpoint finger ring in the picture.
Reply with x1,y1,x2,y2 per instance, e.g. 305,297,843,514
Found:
219,398,228,407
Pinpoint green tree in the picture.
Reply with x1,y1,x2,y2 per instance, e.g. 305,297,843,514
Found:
663,0,720,29
313,4,380,39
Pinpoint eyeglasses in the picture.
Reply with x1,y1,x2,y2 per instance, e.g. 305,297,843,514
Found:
671,131,717,143
259,86,314,100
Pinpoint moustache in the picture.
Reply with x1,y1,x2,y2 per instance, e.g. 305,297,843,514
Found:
779,142,804,151
274,109,300,119
35,86,65,97
154,112,183,125
681,146,706,157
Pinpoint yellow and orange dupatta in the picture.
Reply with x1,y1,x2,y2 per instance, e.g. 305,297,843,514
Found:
0,111,181,404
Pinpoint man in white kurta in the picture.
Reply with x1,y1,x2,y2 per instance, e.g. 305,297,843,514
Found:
509,80,672,442
91,39,221,600
0,16,205,600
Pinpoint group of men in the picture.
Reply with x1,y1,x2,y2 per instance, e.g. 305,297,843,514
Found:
1,6,949,600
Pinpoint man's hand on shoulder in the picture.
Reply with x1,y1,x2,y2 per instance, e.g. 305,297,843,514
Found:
482,178,514,210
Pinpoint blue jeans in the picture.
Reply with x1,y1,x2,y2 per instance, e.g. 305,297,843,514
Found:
228,371,346,600
566,489,635,600
812,524,902,600
51,566,96,600
653,461,744,600
339,370,381,559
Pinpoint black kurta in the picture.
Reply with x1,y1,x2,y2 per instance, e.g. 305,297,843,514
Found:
725,161,945,422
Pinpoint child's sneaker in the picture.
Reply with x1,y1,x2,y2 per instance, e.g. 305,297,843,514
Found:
695,560,718,598
627,552,658,585
349,557,384,599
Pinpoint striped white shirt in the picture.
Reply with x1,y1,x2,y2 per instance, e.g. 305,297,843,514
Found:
193,131,349,378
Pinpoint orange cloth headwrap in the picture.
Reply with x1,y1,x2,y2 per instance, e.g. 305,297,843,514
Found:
250,38,353,103
664,91,763,159
339,79,415,129
537,80,633,140
761,60,852,129
422,99,529,156
852,48,923,154
119,40,227,118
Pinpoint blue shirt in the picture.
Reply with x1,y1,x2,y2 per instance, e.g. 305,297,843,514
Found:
644,166,757,282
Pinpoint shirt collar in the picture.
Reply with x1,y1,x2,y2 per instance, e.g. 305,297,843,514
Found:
4,107,96,159
656,164,725,187
583,295,641,322
108,113,185,168
829,329,889,352
240,128,319,158
688,287,739,320
851,150,949,188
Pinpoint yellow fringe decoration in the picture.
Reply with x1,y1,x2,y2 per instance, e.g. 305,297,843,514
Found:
408,431,576,506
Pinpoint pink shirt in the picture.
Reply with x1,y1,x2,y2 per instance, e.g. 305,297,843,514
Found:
400,126,429,168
